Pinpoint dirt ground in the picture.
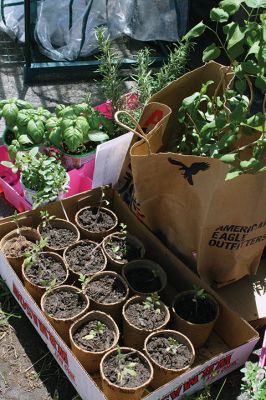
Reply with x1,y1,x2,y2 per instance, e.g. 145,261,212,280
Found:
0,30,264,400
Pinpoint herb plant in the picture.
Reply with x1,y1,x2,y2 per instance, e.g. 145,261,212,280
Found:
143,292,161,314
1,147,69,209
241,361,266,400
176,0,266,179
82,321,106,341
46,100,113,155
107,223,128,260
24,237,48,268
115,346,137,384
40,211,56,229
192,286,207,316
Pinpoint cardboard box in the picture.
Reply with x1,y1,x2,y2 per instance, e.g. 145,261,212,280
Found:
0,188,259,400
216,259,266,329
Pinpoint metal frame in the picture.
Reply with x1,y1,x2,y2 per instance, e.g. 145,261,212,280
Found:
23,0,171,84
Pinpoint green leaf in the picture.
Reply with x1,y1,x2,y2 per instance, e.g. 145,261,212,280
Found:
235,79,247,94
27,120,45,143
1,161,15,169
182,92,200,110
226,23,245,59
210,8,229,22
219,0,241,15
29,146,39,157
218,153,238,164
202,44,221,62
75,116,89,136
2,103,18,127
244,0,266,7
18,135,33,146
240,158,261,169
63,126,83,152
246,40,260,57
183,22,206,41
225,169,243,180
49,127,62,148
88,131,109,142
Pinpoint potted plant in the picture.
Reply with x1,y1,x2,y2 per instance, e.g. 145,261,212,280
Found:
122,293,170,350
1,147,69,209
122,259,167,296
82,271,129,324
144,329,195,389
41,285,90,345
37,211,80,254
173,0,265,178
22,238,69,304
0,211,40,277
172,287,219,348
75,187,118,241
102,223,145,272
63,240,107,281
0,99,51,157
45,100,113,170
70,310,119,373
100,346,153,400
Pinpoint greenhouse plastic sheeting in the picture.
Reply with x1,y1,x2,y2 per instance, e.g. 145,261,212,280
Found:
0,0,189,61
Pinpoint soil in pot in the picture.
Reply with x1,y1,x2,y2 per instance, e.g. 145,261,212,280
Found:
41,226,78,250
43,289,87,319
65,241,106,276
4,129,15,145
125,267,162,293
77,207,116,233
125,298,167,330
102,350,151,389
2,236,34,258
85,274,127,304
104,234,142,264
24,253,66,287
72,320,115,352
174,293,217,324
146,335,193,370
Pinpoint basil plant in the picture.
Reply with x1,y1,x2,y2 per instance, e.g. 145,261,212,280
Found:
176,0,266,179
2,147,69,209
0,99,51,158
45,102,114,155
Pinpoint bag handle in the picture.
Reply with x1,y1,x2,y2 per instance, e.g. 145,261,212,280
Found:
114,110,151,154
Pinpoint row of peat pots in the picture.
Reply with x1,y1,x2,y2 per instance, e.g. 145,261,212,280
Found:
0,201,219,400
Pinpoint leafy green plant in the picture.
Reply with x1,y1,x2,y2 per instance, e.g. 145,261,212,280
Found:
1,147,69,209
0,98,33,129
24,237,48,268
40,211,56,229
177,0,266,179
82,321,106,341
107,223,128,259
46,100,113,155
115,346,137,384
241,361,266,400
39,277,57,291
143,292,161,314
95,27,125,118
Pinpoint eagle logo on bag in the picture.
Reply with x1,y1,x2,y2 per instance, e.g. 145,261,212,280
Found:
168,158,210,185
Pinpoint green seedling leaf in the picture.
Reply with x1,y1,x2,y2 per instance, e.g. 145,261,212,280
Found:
88,131,109,142
203,44,221,62
219,0,241,15
218,153,238,164
244,0,266,7
210,7,229,22
183,21,206,41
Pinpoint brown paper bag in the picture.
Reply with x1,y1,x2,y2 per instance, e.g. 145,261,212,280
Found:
117,62,266,286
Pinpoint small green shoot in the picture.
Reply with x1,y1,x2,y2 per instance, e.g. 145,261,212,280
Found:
39,278,57,291
24,237,48,268
116,346,137,384
166,337,184,355
40,210,56,229
78,274,93,292
12,211,21,237
143,292,161,314
192,285,206,316
82,321,106,341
